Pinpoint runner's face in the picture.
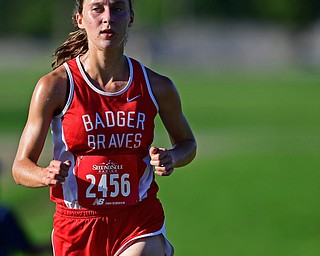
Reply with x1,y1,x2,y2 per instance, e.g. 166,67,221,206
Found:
77,0,133,50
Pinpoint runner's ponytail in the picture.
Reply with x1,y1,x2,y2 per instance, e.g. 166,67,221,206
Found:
52,0,86,69
52,29,88,70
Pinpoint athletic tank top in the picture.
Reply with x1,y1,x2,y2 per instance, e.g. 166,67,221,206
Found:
50,56,159,209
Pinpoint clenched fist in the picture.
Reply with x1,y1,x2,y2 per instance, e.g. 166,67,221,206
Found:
149,146,174,176
44,160,71,186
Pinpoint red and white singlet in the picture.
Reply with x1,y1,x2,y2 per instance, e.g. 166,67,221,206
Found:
50,55,160,210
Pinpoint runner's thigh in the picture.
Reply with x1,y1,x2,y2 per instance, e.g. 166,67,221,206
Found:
119,234,165,256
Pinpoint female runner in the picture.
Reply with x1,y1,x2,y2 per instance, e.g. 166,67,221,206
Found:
12,0,196,255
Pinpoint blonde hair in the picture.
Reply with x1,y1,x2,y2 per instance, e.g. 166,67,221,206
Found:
52,0,134,69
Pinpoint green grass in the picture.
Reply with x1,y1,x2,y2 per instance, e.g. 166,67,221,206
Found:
1,64,320,255
0,67,49,132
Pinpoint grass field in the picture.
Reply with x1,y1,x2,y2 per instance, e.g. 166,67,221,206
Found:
0,63,319,256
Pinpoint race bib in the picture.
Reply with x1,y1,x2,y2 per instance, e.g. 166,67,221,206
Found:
75,155,139,208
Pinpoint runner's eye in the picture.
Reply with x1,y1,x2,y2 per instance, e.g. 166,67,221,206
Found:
92,6,104,13
111,3,126,13
112,7,124,12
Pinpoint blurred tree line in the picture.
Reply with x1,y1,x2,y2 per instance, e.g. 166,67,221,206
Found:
0,0,319,37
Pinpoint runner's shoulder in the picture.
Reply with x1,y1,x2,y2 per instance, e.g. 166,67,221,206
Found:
33,65,68,111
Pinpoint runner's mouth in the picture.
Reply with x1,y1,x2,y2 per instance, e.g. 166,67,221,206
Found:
100,29,115,38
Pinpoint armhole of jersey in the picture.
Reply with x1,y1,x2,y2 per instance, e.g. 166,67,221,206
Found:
138,61,159,112
54,63,75,118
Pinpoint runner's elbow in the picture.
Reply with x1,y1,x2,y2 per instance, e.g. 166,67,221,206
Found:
12,162,20,185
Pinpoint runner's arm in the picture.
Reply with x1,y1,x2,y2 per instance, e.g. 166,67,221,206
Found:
12,69,70,188
148,69,196,176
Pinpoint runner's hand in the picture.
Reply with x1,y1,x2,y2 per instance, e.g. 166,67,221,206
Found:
44,160,71,186
149,146,174,176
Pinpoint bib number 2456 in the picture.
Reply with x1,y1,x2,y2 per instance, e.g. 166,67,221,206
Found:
76,155,139,207
86,173,130,198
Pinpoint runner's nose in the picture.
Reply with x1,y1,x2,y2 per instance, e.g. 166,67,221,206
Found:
103,6,114,24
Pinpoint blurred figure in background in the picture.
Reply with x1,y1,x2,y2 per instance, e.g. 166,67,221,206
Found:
0,160,51,255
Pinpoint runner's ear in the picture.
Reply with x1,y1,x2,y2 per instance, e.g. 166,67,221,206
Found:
128,12,134,27
76,13,84,29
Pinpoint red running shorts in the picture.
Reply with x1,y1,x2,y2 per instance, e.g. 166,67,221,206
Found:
51,197,174,256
